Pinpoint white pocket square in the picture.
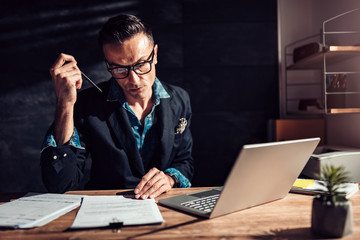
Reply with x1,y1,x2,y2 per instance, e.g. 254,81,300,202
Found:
175,118,187,135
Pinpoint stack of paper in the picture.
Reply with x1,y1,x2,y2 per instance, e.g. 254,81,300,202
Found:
290,179,359,199
0,193,83,228
70,195,164,229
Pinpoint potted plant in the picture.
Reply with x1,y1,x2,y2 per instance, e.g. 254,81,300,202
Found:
311,165,353,238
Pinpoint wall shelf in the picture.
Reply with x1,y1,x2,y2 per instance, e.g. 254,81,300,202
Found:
329,108,360,113
287,46,360,70
284,8,360,116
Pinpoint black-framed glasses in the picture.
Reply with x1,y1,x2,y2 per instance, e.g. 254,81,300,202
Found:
106,48,155,79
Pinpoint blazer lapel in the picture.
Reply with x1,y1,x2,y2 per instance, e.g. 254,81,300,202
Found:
105,101,145,176
157,97,175,169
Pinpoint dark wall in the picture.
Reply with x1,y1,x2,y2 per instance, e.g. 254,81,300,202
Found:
0,0,279,192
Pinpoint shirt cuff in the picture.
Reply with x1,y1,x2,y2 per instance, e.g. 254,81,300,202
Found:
164,168,191,188
41,126,84,152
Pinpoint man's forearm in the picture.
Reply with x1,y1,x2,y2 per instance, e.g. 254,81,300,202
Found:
54,103,75,145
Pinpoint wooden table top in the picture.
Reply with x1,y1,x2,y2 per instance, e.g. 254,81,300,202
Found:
0,187,359,239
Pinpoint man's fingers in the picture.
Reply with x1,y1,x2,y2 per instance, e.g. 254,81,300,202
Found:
51,54,82,90
75,75,83,90
52,70,81,89
135,168,159,194
142,180,170,200
135,168,173,199
52,61,78,76
51,53,77,70
150,184,170,199
49,53,82,107
55,69,80,80
140,176,163,199
50,54,78,81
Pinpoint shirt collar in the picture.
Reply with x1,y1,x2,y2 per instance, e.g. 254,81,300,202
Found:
106,77,170,104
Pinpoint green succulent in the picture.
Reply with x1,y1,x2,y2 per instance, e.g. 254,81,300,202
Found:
315,165,350,204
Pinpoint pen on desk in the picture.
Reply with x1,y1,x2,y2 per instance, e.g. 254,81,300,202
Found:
80,71,103,94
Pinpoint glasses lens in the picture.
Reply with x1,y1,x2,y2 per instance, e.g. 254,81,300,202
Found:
111,67,128,78
133,62,151,75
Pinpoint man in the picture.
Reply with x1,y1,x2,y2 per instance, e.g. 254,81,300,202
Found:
41,14,194,199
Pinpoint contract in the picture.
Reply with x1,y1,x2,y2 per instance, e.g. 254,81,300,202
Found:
70,195,164,229
0,193,83,228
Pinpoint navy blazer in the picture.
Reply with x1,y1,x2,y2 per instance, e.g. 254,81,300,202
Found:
41,80,194,193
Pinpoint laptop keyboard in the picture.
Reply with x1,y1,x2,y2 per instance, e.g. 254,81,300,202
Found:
181,194,220,213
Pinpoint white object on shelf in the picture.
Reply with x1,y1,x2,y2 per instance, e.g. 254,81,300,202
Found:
302,145,360,182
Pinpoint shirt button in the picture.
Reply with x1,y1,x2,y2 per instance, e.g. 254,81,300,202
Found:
63,153,67,157
53,155,57,160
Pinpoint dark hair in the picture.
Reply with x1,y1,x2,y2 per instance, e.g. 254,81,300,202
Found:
98,14,154,46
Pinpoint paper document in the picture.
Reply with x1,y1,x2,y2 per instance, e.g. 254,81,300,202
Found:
0,193,83,228
290,179,359,199
71,195,164,229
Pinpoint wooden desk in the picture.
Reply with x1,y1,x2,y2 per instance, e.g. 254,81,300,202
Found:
0,187,359,239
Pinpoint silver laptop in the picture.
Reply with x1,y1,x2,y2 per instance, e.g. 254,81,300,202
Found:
159,138,320,218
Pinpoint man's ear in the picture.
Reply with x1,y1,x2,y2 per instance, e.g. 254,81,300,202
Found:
154,44,158,64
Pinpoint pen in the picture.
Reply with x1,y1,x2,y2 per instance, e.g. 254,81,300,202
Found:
80,71,103,94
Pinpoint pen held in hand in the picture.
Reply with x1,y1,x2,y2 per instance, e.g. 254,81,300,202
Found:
80,71,103,94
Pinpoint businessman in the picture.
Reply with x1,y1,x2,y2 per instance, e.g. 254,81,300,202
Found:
41,14,194,199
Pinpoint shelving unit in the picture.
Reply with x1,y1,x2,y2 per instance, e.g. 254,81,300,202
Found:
287,46,360,70
284,8,360,116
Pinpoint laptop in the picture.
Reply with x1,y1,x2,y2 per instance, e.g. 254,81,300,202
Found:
159,138,320,218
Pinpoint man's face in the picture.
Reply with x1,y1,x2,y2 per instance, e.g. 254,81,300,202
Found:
102,33,158,102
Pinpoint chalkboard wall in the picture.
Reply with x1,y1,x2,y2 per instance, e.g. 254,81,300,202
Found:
0,0,279,192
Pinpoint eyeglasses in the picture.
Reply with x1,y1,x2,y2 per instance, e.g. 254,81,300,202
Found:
106,48,155,79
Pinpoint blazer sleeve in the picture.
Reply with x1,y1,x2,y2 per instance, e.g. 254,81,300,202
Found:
40,93,92,193
167,86,194,184
40,141,87,193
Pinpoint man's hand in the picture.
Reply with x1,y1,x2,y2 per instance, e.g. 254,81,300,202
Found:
134,168,175,199
50,53,82,145
50,53,82,107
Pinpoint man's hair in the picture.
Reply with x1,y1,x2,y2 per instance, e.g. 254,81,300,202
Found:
98,14,154,46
